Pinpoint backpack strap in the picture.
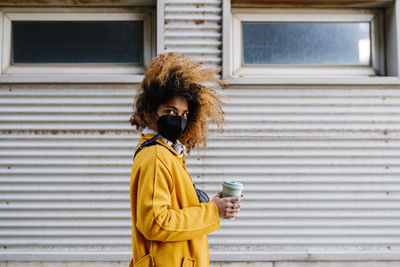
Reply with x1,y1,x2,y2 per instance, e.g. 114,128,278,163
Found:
133,134,165,159
133,134,210,203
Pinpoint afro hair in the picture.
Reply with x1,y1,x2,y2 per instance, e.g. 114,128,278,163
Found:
129,53,227,152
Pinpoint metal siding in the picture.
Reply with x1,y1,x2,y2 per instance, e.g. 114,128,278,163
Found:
2,83,400,259
0,85,137,257
1,0,400,262
164,0,222,68
204,87,400,254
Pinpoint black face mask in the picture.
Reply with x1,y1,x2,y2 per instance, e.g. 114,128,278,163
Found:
157,115,188,143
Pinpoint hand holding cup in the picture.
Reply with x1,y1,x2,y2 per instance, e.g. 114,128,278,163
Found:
212,180,243,219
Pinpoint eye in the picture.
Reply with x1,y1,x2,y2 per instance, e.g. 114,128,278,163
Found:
166,109,175,115
182,113,189,119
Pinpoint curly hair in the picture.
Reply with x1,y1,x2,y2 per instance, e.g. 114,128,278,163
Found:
129,53,227,152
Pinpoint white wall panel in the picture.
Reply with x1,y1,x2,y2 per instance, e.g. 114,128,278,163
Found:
199,87,400,260
0,84,138,259
1,83,400,262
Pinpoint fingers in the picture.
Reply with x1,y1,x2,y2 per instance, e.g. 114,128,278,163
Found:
230,202,241,209
225,197,242,210
225,196,243,203
220,201,240,218
226,210,239,218
229,206,240,214
224,197,243,218
229,208,240,213
226,202,241,217
212,194,243,218
223,209,238,218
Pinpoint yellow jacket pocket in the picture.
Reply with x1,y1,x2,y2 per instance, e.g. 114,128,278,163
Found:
182,257,196,267
135,254,154,267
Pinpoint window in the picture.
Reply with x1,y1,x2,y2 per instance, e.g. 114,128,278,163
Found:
1,8,154,75
229,8,385,77
12,21,144,65
242,22,371,66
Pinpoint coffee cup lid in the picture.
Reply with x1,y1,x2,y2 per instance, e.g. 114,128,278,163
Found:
223,180,243,190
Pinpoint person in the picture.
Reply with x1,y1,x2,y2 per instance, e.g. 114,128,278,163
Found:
128,53,242,267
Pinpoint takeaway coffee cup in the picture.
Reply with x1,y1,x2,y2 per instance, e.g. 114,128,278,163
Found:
221,180,243,220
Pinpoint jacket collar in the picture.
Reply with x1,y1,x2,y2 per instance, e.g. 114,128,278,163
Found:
140,133,181,158
142,127,186,157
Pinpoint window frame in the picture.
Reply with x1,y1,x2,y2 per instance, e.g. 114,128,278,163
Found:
1,7,154,76
227,7,385,79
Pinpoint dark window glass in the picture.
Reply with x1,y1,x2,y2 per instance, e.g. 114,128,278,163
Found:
12,21,143,64
242,22,371,65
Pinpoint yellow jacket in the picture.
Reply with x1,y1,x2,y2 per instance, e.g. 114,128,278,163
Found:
129,134,221,267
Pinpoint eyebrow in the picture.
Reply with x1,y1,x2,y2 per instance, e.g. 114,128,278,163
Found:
165,105,189,112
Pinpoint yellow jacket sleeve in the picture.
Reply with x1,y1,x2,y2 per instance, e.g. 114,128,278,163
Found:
135,147,220,242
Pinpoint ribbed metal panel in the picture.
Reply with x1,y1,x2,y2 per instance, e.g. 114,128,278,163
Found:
202,87,400,256
2,83,400,260
0,85,137,256
163,0,222,68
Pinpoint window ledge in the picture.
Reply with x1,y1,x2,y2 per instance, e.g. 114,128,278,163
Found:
225,75,400,86
0,74,144,84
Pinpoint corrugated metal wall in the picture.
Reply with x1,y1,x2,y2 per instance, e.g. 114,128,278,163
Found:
204,86,400,260
1,0,400,262
0,84,138,260
164,0,222,68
